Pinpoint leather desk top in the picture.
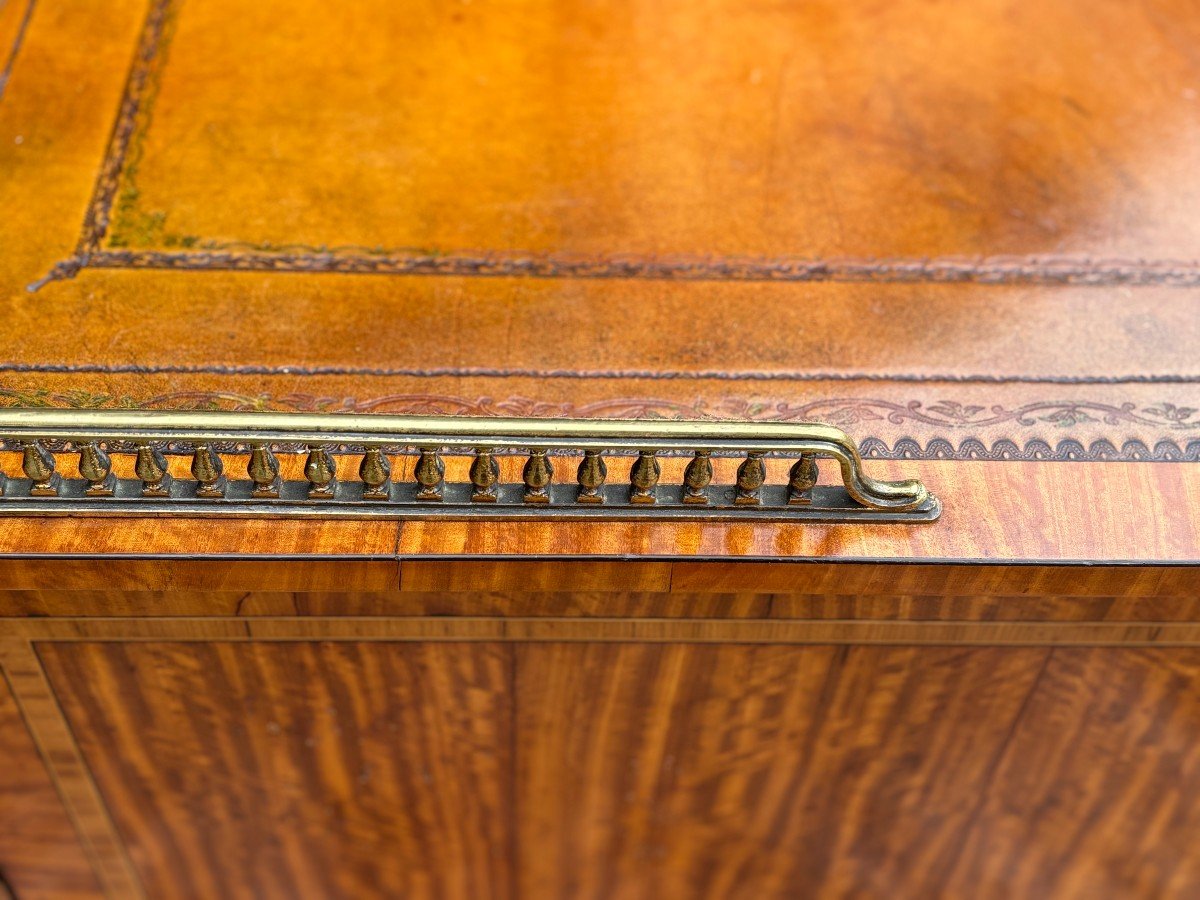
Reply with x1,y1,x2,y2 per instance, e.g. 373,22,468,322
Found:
0,0,1197,562
2,10,1200,896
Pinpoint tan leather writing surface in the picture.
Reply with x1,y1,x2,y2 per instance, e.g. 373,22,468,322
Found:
67,0,1200,259
0,0,1197,557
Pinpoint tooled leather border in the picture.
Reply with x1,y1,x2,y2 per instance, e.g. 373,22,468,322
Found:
27,0,1200,290
0,362,1196,385
1,388,1197,461
0,0,37,105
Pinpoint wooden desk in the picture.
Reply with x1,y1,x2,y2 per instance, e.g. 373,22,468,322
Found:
1,0,1198,897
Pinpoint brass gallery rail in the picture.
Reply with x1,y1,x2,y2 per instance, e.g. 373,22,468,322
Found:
0,409,939,523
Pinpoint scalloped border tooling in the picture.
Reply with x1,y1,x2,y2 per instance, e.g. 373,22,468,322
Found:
0,388,1196,461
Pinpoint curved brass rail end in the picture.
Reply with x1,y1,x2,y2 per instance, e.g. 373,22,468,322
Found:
0,409,940,524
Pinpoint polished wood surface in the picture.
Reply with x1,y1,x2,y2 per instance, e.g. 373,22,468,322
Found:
0,558,398,593
8,582,1200,622
0,647,103,900
0,461,1196,569
517,643,1047,899
10,615,1200,647
6,575,1200,898
0,640,141,899
27,639,1200,899
41,642,512,900
948,648,1200,898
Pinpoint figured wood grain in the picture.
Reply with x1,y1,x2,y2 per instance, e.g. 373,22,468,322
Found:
32,635,1200,898
5,583,1200,622
0,516,400,559
251,586,1200,622
39,641,513,900
0,461,1190,572
399,560,673,593
516,644,1200,898
391,561,1200,600
0,640,142,899
0,557,1195,597
397,461,1200,564
516,643,1049,899
667,564,1200,598
0,649,103,900
942,649,1200,898
5,616,1200,646
0,590,770,619
0,590,256,617
0,558,399,592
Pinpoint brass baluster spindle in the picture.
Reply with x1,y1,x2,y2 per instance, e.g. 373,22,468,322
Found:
469,448,500,502
304,445,337,499
79,441,115,497
0,411,936,521
735,451,767,506
192,444,225,498
682,450,712,504
135,442,171,497
787,454,819,505
248,444,281,499
23,440,59,496
414,448,445,502
576,449,606,504
629,449,660,504
523,448,553,503
360,447,391,500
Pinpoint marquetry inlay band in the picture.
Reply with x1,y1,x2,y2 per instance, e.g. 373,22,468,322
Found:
0,409,939,523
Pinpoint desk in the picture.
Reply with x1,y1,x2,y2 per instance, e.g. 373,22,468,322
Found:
1,0,1198,896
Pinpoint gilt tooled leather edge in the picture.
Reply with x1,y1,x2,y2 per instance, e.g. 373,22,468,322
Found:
0,0,37,105
35,250,1200,289
0,362,1195,385
0,389,1196,461
26,0,1200,290
75,0,176,258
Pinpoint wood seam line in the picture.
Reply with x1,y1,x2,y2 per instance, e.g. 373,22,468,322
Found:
4,617,1200,645
0,640,145,900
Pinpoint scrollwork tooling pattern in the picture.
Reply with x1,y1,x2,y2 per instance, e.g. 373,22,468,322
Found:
0,388,1196,461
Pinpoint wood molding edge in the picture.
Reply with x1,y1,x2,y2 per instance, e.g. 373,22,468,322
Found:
4,617,1200,646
